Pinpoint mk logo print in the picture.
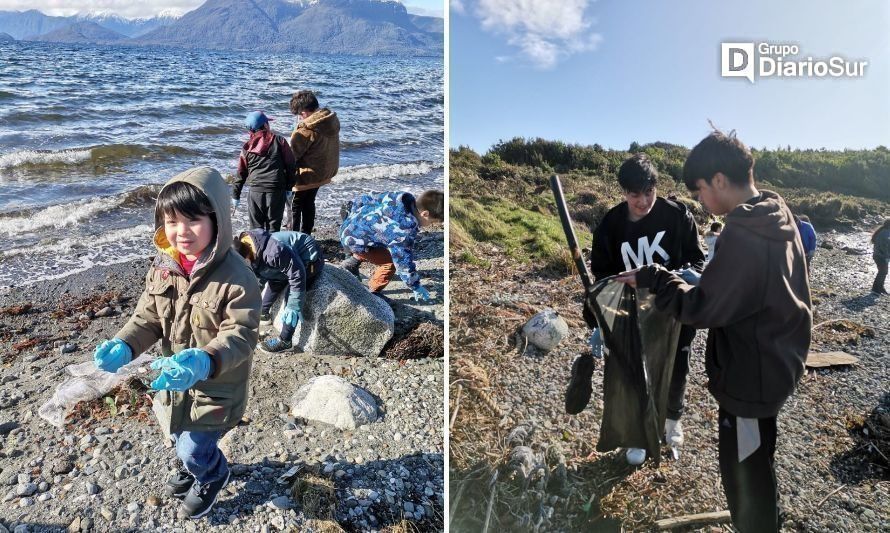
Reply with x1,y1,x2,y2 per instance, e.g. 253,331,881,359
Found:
620,231,669,270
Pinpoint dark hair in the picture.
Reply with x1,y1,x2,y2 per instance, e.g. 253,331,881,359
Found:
710,221,723,232
155,181,217,232
417,190,444,221
618,154,658,193
799,214,810,223
290,90,319,115
873,219,890,243
683,130,754,191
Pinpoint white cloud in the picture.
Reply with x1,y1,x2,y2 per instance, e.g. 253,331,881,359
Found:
470,0,601,68
451,0,465,15
0,1,202,19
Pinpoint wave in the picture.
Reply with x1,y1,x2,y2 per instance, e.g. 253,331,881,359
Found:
0,183,163,236
334,161,441,182
1,224,154,258
0,90,19,100
0,143,196,170
191,125,240,135
341,139,381,149
0,196,124,236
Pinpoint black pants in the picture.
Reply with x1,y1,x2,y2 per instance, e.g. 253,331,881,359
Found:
288,188,319,234
718,408,779,533
247,191,287,232
874,256,888,293
666,325,696,420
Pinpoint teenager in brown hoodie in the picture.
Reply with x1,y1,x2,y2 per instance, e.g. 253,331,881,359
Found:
617,131,812,533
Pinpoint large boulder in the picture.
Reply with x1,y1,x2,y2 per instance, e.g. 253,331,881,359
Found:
290,375,379,430
521,309,569,352
273,265,394,357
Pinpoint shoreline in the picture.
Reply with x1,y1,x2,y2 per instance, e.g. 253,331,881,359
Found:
0,222,445,531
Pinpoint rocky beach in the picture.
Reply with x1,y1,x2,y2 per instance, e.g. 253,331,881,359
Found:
449,226,889,532
0,224,445,532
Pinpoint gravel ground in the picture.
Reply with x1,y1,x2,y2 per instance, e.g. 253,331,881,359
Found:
449,228,888,532
0,224,444,532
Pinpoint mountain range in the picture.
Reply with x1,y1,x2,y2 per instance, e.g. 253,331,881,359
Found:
0,0,441,56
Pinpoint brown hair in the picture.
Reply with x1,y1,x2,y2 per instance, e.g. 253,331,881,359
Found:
417,190,444,222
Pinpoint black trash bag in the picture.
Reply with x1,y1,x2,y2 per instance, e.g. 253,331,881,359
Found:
586,277,681,466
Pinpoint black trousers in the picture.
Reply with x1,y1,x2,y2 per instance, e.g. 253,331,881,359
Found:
874,256,888,293
247,191,287,232
288,188,320,234
718,408,779,533
666,324,696,420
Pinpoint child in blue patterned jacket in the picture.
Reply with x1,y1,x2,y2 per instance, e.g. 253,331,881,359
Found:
339,190,443,301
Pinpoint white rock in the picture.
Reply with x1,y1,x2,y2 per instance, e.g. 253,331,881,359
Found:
290,375,379,430
273,266,394,357
521,309,569,352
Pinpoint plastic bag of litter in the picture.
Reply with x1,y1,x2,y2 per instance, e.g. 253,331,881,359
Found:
586,278,681,466
38,353,156,428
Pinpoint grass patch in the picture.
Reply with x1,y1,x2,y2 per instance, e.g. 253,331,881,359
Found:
450,195,590,274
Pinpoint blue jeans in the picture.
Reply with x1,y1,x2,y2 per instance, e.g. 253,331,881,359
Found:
173,431,228,484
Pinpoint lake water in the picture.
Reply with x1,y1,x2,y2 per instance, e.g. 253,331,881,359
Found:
0,40,443,289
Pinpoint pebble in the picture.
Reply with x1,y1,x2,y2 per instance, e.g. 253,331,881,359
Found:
146,494,161,506
94,306,113,317
37,492,53,502
86,482,100,495
60,343,77,354
127,502,140,513
268,495,291,510
16,483,37,496
18,497,33,507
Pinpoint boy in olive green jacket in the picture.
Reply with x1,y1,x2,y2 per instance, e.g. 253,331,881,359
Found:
93,167,261,519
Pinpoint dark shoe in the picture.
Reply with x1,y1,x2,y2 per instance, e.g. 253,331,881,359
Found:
259,337,293,353
341,257,361,280
182,470,230,519
565,352,595,415
165,468,194,499
259,312,272,325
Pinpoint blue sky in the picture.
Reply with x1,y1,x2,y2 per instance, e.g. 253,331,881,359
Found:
450,0,890,152
0,1,444,18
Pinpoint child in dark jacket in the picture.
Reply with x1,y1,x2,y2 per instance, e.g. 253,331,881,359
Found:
232,111,297,232
234,229,324,353
617,131,812,533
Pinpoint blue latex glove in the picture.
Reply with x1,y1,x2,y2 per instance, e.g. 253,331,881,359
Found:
678,268,701,286
150,348,211,391
411,286,431,302
282,308,300,328
286,191,294,203
93,338,132,372
588,328,604,358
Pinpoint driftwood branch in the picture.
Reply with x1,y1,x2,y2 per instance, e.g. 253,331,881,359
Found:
450,384,463,430
654,510,731,530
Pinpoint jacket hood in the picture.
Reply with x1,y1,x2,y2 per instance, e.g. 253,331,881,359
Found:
153,167,233,279
726,190,797,242
243,129,275,156
301,108,340,136
240,228,271,270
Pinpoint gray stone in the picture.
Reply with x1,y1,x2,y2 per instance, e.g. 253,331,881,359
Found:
127,502,140,513
16,482,37,496
37,492,52,502
290,375,379,430
273,266,394,357
60,343,77,354
403,501,415,513
268,495,291,510
18,497,33,507
521,309,569,352
86,482,100,495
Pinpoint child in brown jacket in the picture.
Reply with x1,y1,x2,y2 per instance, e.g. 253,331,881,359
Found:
93,167,260,519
